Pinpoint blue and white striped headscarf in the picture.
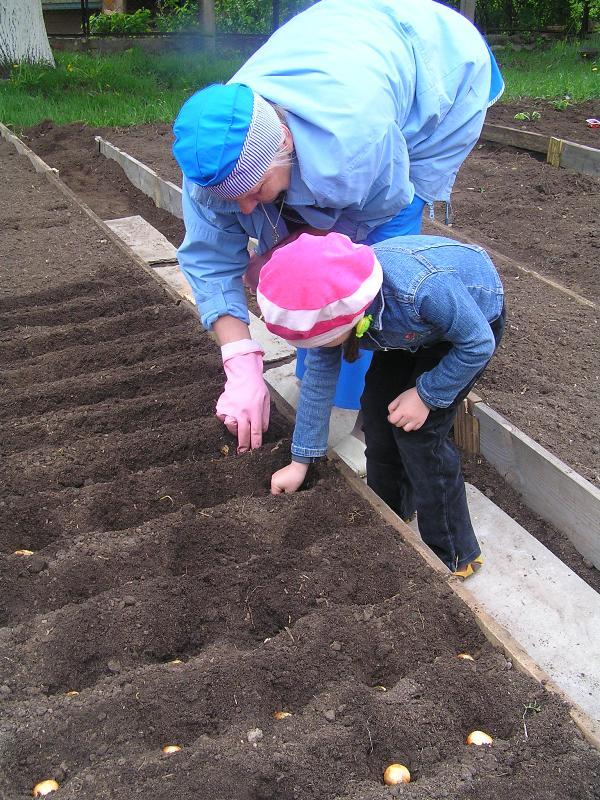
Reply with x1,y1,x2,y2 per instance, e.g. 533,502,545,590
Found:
173,83,283,199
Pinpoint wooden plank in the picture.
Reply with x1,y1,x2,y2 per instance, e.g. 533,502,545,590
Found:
547,136,564,167
95,137,183,220
480,123,550,154
474,401,600,570
453,393,481,454
104,215,178,265
0,122,59,176
560,140,600,177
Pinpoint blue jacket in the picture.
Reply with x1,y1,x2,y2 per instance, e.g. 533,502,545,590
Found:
177,0,503,330
291,236,504,461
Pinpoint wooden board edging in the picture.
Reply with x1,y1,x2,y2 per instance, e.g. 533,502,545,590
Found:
480,122,600,178
0,122,59,176
473,400,600,570
95,137,184,219
481,122,550,154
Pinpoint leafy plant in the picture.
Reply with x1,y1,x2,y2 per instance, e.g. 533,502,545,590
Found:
89,9,153,36
552,97,572,109
514,110,542,120
155,0,202,33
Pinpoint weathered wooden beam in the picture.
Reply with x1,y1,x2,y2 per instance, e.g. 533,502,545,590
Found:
559,139,600,177
480,123,550,154
453,392,481,454
480,123,600,178
473,401,600,570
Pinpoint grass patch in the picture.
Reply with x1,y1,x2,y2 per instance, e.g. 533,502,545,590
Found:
496,36,600,102
0,37,598,129
0,49,243,128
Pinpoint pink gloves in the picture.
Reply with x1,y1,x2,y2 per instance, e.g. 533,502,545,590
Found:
215,339,270,452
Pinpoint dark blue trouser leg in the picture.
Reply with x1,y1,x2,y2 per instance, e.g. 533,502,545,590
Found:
361,346,480,571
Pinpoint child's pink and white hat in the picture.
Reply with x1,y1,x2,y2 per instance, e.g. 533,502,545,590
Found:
256,232,382,348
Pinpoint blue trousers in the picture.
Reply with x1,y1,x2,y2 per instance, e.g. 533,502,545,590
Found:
360,311,505,571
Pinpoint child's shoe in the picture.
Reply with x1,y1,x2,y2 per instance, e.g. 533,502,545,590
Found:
453,555,484,579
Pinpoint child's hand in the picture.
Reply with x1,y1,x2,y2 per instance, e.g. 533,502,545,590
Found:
271,462,309,494
388,387,430,431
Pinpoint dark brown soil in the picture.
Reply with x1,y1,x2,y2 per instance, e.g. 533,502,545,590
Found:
2,139,600,799
486,99,600,148
18,118,600,489
14,117,600,594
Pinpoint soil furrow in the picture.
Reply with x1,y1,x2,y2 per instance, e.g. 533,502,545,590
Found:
0,283,168,332
1,381,218,456
0,487,411,627
0,304,187,364
0,436,290,552
2,417,244,491
1,324,207,389
0,268,152,313
0,351,213,419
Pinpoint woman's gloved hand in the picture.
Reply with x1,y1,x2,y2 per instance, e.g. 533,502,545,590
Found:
216,339,270,452
271,461,309,494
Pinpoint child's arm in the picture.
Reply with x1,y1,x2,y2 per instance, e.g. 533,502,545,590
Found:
412,273,501,409
271,345,342,494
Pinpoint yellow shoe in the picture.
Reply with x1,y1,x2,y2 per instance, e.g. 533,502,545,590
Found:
453,555,484,579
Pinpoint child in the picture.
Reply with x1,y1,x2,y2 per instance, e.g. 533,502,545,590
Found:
256,232,505,577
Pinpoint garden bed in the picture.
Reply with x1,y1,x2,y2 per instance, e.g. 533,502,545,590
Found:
19,120,600,483
486,100,600,149
2,134,600,799
13,120,600,592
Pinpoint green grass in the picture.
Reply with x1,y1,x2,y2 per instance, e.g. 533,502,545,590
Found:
0,49,243,128
0,37,598,129
496,35,600,102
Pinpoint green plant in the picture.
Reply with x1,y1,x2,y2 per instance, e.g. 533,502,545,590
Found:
89,9,153,36
514,110,542,120
552,97,572,109
155,0,202,32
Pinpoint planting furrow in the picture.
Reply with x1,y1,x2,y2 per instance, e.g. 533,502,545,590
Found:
0,267,153,314
2,599,592,800
0,351,214,419
0,484,413,626
0,304,187,365
0,283,168,332
0,437,290,553
1,380,219,456
2,324,209,389
2,417,249,491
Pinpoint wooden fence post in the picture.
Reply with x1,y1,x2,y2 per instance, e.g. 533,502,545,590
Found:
453,392,481,454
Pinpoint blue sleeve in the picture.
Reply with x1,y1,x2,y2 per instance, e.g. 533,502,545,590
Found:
177,178,251,330
414,274,496,408
291,346,342,460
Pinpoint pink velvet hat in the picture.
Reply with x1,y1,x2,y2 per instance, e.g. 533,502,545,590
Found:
256,232,382,347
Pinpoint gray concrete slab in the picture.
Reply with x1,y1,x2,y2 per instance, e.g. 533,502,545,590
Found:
105,215,178,264
460,484,600,726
